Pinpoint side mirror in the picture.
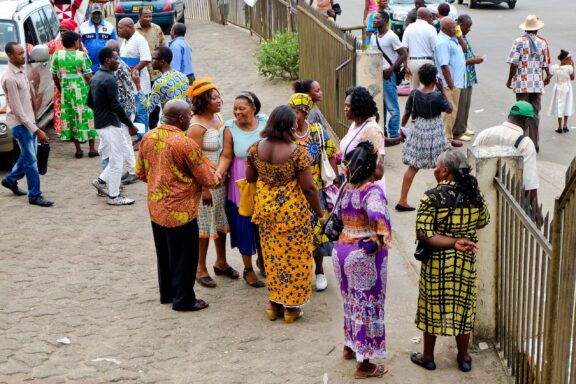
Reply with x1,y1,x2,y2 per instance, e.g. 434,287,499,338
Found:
29,45,50,63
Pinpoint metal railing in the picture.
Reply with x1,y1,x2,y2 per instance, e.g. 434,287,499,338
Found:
296,1,357,138
495,156,576,383
542,157,576,384
495,164,552,383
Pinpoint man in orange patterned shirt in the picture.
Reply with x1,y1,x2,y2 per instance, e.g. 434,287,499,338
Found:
136,99,220,312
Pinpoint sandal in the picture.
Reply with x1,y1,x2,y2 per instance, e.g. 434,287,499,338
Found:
243,267,265,288
88,151,100,158
354,364,388,379
410,352,436,370
343,347,356,361
266,302,284,321
213,265,240,279
196,275,217,288
75,151,84,159
284,308,303,323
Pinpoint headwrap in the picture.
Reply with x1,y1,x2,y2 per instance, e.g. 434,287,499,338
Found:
343,141,377,184
187,78,218,99
288,93,313,113
60,19,78,32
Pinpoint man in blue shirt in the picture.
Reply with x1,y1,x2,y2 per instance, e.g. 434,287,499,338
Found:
80,4,118,73
169,23,195,84
435,18,465,147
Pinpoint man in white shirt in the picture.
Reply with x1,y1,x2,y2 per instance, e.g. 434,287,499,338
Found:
402,7,436,89
473,101,542,225
117,17,152,131
371,10,407,138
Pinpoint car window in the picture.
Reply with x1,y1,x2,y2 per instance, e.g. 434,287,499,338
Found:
24,16,39,46
29,10,51,44
0,21,19,63
42,5,59,39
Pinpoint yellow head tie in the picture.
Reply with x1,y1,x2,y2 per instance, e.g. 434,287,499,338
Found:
187,77,219,99
288,93,313,113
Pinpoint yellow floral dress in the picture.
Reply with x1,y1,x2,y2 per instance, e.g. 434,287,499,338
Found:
247,143,314,307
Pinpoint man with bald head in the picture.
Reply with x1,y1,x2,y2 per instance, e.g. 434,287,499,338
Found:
136,100,220,312
435,17,466,147
402,7,437,89
118,17,152,132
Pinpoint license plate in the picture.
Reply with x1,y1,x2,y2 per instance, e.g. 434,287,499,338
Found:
132,5,153,12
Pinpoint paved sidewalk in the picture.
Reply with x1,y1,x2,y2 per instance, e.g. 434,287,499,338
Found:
0,20,511,383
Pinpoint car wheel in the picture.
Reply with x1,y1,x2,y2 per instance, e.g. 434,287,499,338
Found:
469,0,477,8
508,0,516,9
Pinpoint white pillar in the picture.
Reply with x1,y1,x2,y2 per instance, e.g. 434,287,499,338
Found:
467,146,523,341
355,50,384,132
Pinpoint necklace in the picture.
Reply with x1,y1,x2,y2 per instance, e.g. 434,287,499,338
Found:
294,122,310,139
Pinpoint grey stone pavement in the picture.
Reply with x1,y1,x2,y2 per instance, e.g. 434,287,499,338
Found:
0,20,513,383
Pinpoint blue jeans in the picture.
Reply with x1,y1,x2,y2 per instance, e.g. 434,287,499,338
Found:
5,125,41,197
134,93,149,140
383,72,400,138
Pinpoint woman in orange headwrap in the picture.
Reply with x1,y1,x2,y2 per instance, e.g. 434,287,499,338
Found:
47,20,89,145
186,78,239,288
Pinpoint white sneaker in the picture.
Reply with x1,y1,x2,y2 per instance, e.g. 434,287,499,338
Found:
91,178,108,195
107,196,135,205
315,274,328,291
458,134,472,142
465,130,475,135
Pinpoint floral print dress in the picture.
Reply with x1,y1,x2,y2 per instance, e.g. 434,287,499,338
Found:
247,143,314,307
332,183,392,362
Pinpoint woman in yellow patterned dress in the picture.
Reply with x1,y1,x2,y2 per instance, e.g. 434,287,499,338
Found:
411,148,489,373
288,92,339,292
246,105,324,323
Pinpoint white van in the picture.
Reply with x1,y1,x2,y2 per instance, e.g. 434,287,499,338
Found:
0,0,56,159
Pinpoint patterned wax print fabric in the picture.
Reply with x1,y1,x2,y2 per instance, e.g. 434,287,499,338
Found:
415,180,490,336
114,60,137,118
136,124,219,228
507,34,549,94
295,122,338,252
247,143,314,307
332,183,392,362
50,50,97,141
193,116,229,239
142,69,189,113
463,35,478,88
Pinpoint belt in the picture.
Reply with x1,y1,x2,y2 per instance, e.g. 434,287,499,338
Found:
409,57,433,60
61,74,83,79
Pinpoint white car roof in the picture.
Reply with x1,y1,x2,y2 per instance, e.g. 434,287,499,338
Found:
0,0,51,20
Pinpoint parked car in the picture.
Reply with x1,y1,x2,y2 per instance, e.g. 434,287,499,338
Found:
389,0,457,39
115,0,185,34
458,0,516,8
0,0,56,169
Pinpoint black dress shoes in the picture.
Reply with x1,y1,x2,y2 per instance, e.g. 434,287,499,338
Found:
29,196,54,207
1,179,27,196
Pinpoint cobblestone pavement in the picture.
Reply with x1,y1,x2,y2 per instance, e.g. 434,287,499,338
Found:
0,21,511,383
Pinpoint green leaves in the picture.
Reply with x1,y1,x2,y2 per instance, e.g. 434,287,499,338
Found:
256,32,299,80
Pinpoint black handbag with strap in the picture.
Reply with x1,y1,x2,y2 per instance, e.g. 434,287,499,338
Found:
374,33,405,86
414,192,462,263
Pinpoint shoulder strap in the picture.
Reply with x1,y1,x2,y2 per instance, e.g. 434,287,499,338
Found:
514,134,527,149
374,33,394,66
344,121,369,155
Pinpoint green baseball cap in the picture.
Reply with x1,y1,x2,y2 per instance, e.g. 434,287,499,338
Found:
510,101,535,122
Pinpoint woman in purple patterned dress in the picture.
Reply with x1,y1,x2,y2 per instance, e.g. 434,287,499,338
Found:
332,141,392,379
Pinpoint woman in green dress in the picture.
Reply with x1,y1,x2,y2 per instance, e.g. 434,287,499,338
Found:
411,148,489,373
50,31,97,158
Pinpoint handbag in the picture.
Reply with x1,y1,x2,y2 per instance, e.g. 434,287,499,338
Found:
316,125,336,187
37,143,50,175
322,182,347,241
235,178,256,216
374,34,405,86
414,193,462,263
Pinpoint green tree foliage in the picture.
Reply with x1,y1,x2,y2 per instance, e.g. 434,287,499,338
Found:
256,32,299,80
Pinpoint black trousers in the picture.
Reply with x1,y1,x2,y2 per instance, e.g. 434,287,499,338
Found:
151,219,199,310
149,106,161,130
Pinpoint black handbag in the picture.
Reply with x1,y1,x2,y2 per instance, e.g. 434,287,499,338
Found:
414,193,462,263
322,182,347,241
37,143,50,175
374,34,405,86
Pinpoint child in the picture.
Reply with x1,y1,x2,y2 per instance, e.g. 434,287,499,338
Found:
548,49,574,133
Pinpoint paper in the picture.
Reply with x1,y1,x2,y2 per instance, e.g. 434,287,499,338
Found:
56,337,71,345
400,126,412,137
474,109,485,113
134,122,146,134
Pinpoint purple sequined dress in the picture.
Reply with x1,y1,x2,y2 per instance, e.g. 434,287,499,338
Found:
332,183,392,362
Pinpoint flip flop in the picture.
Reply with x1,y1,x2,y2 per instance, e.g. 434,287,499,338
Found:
213,265,240,279
196,275,217,288
173,299,209,312
343,348,356,361
354,364,388,379
410,352,436,370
